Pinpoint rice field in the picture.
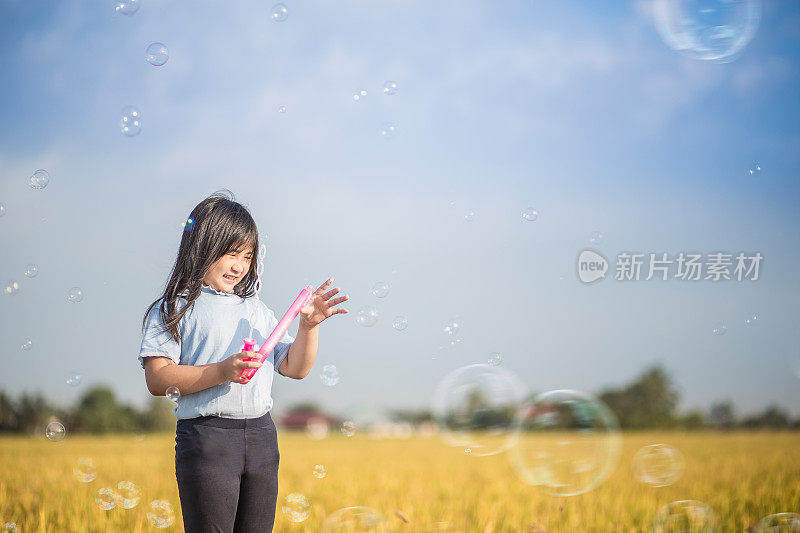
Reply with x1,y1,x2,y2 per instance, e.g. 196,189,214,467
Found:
0,430,798,532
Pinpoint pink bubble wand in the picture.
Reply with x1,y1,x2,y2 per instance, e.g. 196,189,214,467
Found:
239,285,314,380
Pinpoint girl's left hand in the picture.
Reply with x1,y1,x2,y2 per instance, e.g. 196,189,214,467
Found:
299,277,349,328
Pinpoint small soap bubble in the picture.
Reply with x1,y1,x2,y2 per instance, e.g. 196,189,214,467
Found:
353,90,368,102
320,364,340,386
21,340,32,351
95,488,117,511
341,420,356,437
464,209,475,222
465,447,471,454
46,421,66,442
522,208,538,221
748,162,762,177
282,493,311,523
147,500,176,528
653,501,718,532
277,105,287,114
115,0,139,16
73,457,97,483
271,3,288,22
116,481,141,509
370,282,389,298
755,513,800,531
29,169,50,190
66,373,83,386
355,306,378,327
383,80,398,95
24,264,38,278
66,287,84,303
488,352,502,366
392,316,408,331
0,204,5,217
312,464,327,479
744,313,759,325
443,318,460,336
146,42,169,66
4,281,19,295
712,323,727,335
589,231,604,245
380,122,397,139
120,106,141,137
166,386,181,401
2,522,20,532
632,444,684,487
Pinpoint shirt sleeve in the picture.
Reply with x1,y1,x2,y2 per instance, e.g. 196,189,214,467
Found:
139,301,182,369
259,301,295,376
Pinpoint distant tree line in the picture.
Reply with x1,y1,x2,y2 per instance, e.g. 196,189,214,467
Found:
0,367,797,435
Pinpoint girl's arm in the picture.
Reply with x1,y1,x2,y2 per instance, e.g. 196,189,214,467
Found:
144,353,262,396
280,322,318,379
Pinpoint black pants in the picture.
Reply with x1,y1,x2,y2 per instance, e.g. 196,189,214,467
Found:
175,413,280,533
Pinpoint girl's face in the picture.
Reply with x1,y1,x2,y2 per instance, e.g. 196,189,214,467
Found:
203,246,254,292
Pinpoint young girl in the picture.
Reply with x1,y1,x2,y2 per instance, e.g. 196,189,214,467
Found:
138,192,348,532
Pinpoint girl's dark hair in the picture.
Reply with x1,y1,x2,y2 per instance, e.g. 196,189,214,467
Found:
143,190,260,343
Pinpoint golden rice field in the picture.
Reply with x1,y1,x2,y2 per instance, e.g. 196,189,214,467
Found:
0,430,798,532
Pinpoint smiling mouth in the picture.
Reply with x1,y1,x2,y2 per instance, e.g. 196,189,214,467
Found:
223,274,238,283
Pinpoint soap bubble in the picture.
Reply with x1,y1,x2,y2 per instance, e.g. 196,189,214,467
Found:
341,420,356,437
380,122,397,139
370,281,389,298
115,0,139,16
4,281,19,295
66,373,82,386
320,364,340,386
323,507,387,531
21,340,32,351
383,80,398,95
755,513,800,531
464,209,475,222
66,287,84,303
508,389,622,496
271,3,288,22
29,169,50,189
353,90,368,102
145,42,169,66
116,481,141,509
488,352,502,366
147,500,176,528
278,105,287,114
355,306,378,327
45,421,66,442
748,162,762,177
2,523,19,532
632,444,684,487
431,364,527,456
744,313,759,325
120,106,141,137
589,231,604,245
24,264,38,278
522,208,538,221
312,464,327,479
0,204,5,217
653,500,718,532
443,318,460,336
653,0,761,62
95,488,117,511
392,316,408,331
166,386,180,401
73,457,97,483
282,493,310,523
712,323,727,335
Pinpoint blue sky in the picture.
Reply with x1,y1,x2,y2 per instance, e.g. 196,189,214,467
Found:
0,0,799,419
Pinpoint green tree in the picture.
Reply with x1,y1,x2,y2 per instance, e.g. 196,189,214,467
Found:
599,366,679,429
74,386,138,434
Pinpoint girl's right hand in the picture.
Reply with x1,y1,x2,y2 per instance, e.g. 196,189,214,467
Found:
218,352,262,384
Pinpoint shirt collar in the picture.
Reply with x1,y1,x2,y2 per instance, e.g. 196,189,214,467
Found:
201,284,235,296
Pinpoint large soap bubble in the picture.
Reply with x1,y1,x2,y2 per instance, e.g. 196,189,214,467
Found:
632,443,685,487
755,513,800,532
653,0,761,63
508,389,621,496
431,364,527,456
653,500,718,532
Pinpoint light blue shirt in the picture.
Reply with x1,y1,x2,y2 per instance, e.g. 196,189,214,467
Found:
139,285,294,420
